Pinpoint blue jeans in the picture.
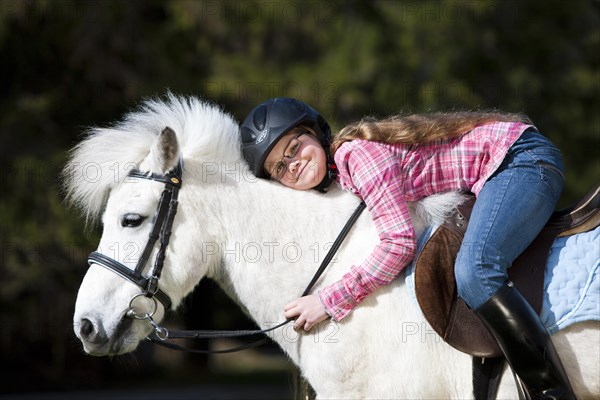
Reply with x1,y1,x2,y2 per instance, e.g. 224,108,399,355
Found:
455,129,565,309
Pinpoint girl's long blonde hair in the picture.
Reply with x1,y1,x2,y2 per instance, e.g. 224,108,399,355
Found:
331,111,531,155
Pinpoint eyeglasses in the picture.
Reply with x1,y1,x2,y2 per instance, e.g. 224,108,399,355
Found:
268,133,305,181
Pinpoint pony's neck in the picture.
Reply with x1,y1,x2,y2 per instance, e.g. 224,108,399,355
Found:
204,176,360,325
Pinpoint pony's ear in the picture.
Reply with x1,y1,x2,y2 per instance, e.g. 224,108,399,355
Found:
141,127,180,174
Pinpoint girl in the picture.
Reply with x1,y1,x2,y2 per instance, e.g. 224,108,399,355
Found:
240,97,574,399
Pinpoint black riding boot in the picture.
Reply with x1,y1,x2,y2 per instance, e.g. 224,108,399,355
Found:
475,283,576,399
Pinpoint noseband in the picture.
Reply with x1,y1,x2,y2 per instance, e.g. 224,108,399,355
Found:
87,159,184,311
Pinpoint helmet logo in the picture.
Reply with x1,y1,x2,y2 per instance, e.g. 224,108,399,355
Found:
255,129,268,144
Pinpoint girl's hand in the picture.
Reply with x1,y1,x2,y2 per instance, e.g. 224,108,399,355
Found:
284,294,330,331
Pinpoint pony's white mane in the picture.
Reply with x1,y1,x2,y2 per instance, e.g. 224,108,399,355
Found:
62,94,241,224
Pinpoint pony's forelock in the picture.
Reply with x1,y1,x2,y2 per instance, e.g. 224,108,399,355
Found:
61,94,241,224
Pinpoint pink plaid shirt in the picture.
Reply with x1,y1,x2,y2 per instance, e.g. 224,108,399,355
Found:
319,121,532,321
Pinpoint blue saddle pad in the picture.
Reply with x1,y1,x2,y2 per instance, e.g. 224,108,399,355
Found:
405,225,600,334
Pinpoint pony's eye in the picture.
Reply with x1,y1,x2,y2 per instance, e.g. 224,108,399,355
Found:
121,214,146,228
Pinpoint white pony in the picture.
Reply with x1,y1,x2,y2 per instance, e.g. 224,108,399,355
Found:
65,95,599,399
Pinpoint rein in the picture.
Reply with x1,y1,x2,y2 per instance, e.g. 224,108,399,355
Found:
87,159,366,354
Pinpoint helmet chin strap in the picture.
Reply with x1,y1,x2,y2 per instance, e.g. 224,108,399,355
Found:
313,156,337,193
311,130,337,192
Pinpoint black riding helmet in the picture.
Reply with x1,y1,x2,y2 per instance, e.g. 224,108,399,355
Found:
240,97,337,192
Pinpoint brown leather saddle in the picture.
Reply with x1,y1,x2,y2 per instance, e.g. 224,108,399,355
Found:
414,184,600,358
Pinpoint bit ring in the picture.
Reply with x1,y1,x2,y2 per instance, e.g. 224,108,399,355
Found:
126,293,158,320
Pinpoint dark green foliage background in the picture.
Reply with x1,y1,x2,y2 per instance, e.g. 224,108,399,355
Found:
0,0,598,394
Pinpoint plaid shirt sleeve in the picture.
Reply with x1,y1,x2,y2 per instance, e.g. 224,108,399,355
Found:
319,141,417,321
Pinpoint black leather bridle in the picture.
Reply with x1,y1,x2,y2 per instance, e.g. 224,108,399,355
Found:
87,159,184,312
86,156,366,353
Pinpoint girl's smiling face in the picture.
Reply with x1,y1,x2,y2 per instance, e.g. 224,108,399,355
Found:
263,127,327,190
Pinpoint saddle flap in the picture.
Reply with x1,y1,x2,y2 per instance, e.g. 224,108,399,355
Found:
414,224,502,358
413,225,457,336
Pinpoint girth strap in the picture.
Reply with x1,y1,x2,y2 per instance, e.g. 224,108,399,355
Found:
472,357,506,400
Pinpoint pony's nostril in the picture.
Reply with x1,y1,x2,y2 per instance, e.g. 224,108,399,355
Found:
80,318,94,338
79,318,108,345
